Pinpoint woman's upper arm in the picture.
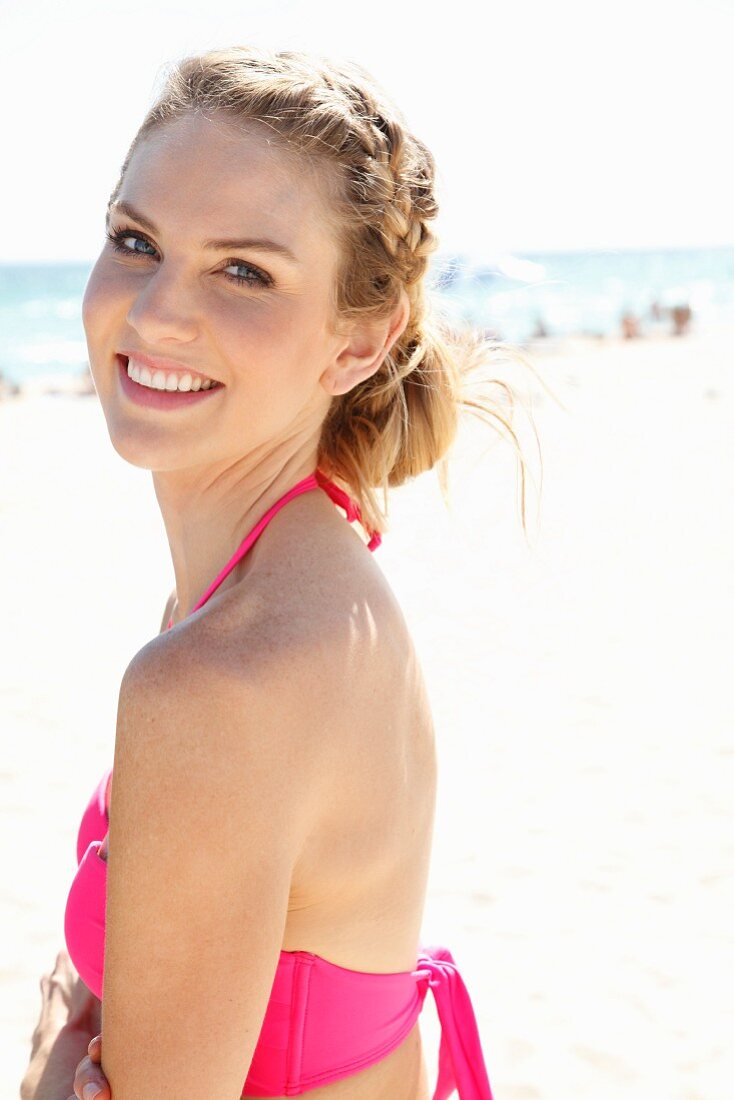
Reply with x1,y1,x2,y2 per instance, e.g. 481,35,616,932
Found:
101,634,325,1098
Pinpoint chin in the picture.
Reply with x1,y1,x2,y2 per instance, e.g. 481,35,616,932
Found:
101,413,189,472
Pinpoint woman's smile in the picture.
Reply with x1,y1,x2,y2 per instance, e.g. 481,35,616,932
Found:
81,111,349,473
117,353,225,411
121,348,224,388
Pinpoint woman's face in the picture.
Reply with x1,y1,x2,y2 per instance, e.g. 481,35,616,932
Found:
82,111,347,471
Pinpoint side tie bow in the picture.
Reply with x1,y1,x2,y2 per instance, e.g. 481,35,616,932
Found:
412,946,495,1100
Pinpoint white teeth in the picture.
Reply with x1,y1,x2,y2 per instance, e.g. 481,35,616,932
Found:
126,358,220,393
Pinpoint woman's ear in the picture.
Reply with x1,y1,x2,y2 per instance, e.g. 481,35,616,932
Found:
322,288,410,397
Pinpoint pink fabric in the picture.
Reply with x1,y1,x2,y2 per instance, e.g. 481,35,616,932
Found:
75,764,112,865
65,801,495,1097
413,947,495,1100
63,470,495,1097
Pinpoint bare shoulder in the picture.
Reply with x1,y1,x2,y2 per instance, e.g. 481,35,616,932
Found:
113,608,334,874
120,525,426,805
255,523,414,664
225,532,435,797
120,601,335,767
119,544,393,746
196,520,414,698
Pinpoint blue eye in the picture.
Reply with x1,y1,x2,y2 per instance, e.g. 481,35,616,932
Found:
222,260,271,287
104,226,273,289
108,231,156,256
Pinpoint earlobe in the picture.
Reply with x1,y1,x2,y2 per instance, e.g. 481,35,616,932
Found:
326,288,411,397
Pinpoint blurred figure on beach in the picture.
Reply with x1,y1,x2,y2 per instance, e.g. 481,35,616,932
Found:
671,302,692,335
620,300,693,339
621,312,642,339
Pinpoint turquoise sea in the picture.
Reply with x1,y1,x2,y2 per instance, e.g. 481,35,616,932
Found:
1,245,732,387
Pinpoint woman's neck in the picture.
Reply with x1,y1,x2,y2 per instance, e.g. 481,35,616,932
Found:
153,448,321,625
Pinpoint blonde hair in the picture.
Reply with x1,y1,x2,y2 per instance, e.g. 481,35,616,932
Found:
108,45,548,540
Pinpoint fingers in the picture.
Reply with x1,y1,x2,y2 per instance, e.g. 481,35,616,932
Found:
87,1034,102,1061
73,1053,109,1100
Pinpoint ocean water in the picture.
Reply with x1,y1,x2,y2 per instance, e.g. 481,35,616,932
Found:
1,246,732,387
432,244,734,344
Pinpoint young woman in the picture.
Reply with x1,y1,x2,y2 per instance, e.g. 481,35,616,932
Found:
24,45,536,1100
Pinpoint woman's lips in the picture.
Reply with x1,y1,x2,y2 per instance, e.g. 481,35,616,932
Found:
116,355,224,411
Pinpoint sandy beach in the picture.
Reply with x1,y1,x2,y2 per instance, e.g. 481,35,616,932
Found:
2,326,732,1098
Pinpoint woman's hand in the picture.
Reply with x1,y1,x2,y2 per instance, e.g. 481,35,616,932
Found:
70,1034,109,1100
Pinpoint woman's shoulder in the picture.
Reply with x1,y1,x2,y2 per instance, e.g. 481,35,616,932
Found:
127,475,425,761
128,538,412,755
199,524,410,682
115,580,349,822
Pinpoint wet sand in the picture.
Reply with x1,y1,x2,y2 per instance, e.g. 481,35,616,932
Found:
2,327,732,1098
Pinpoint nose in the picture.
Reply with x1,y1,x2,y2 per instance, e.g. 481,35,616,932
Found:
125,266,199,344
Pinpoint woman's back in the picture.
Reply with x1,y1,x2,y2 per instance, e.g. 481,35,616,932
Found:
164,484,438,1098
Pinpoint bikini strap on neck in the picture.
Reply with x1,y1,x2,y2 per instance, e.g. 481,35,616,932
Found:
314,469,382,551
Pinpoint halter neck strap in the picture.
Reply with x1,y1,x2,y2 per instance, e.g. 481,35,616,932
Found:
167,470,381,630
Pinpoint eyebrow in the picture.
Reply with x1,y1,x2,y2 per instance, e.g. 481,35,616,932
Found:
106,200,300,263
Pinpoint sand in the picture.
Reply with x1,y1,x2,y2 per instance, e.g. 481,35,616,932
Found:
2,326,732,1098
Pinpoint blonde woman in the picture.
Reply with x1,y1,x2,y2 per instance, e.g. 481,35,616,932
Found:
23,46,534,1100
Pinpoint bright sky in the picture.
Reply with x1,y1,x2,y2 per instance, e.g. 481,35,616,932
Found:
1,0,730,262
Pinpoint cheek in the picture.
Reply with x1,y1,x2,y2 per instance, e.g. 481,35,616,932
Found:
82,258,124,342
218,299,307,379
223,306,331,428
82,262,118,395
229,294,333,379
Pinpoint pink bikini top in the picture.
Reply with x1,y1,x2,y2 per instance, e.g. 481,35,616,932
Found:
63,469,495,1099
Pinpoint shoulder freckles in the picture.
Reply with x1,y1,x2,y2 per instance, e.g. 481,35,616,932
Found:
247,552,391,659
117,615,334,781
111,642,325,872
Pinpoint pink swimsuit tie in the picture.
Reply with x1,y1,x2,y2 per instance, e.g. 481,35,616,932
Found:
414,947,495,1099
64,469,496,1098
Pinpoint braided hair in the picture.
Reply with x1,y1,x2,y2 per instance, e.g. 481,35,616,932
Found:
107,45,544,538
